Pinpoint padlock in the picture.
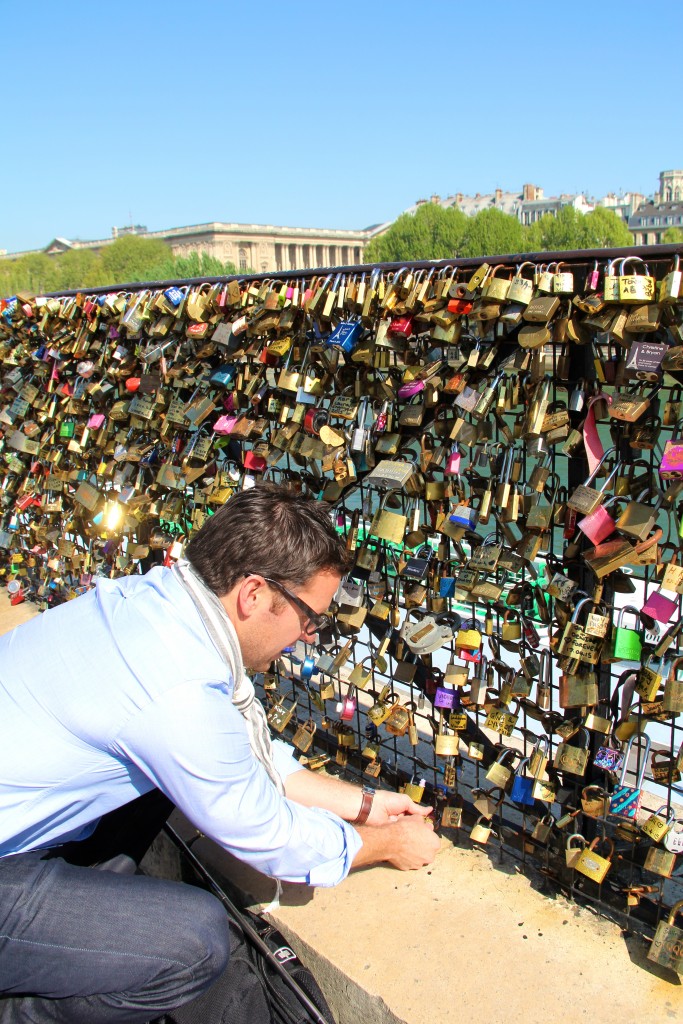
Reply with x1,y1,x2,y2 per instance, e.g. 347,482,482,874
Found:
663,656,683,713
641,586,677,624
647,900,683,974
483,265,511,302
567,446,619,515
558,668,599,709
501,609,522,642
641,804,676,844
554,727,591,777
434,711,459,757
619,256,656,304
557,597,604,667
367,687,399,725
644,846,677,879
509,757,535,806
470,814,492,844
593,742,624,773
660,254,682,303
574,837,614,884
580,785,610,819
609,732,651,820
532,814,555,844
614,487,663,542
565,834,588,869
485,747,516,788
507,262,535,305
292,718,317,753
613,606,642,662
266,697,298,733
664,817,683,854
577,495,620,546
402,776,426,803
552,261,574,295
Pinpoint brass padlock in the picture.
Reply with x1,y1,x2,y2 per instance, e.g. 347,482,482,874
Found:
648,900,683,973
574,837,614,883
292,719,317,753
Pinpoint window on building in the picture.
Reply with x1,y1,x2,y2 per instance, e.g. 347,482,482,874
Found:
354,247,362,264
341,246,349,265
329,246,337,265
261,261,268,272
239,247,248,271
288,244,297,269
274,243,283,273
316,245,324,268
676,189,681,201
302,245,311,269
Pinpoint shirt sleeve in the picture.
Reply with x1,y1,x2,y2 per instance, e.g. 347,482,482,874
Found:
271,738,307,781
112,678,361,886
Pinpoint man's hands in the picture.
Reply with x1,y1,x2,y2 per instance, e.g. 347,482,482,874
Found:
283,766,440,872
366,790,433,826
352,815,440,871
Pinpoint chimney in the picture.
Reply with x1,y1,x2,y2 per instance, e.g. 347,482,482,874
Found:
456,193,463,205
430,194,441,204
495,188,502,203
522,183,535,202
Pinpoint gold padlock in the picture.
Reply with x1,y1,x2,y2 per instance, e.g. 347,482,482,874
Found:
574,837,614,883
641,805,675,843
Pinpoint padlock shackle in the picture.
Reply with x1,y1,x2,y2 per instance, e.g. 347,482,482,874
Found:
619,731,652,785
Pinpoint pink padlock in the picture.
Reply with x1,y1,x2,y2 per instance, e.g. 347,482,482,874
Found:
397,379,425,400
642,589,678,623
660,440,683,480
214,415,238,435
445,447,461,475
578,495,619,545
341,695,356,721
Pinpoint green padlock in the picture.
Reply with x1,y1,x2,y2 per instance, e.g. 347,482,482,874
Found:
58,416,76,439
613,605,642,662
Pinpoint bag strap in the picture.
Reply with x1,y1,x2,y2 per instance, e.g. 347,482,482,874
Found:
163,823,332,1024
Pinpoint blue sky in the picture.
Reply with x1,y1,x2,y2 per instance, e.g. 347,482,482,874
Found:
2,0,682,253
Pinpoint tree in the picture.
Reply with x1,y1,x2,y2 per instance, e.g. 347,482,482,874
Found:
580,207,633,248
663,227,683,244
0,253,59,296
52,249,104,290
526,204,632,252
148,250,238,281
459,208,527,258
364,203,468,263
98,235,174,285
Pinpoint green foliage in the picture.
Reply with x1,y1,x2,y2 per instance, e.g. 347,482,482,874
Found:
663,227,683,244
0,236,239,296
148,250,238,281
52,249,103,290
581,207,633,248
98,235,174,285
365,203,468,263
526,205,632,252
459,208,527,258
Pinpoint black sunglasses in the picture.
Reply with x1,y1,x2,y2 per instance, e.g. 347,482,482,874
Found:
244,574,331,634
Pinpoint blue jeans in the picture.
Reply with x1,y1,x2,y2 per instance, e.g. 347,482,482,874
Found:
0,804,230,1023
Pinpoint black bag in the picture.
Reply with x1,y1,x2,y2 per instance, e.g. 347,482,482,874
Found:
167,907,335,1024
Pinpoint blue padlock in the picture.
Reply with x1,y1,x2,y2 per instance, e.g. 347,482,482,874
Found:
510,757,535,806
326,320,363,355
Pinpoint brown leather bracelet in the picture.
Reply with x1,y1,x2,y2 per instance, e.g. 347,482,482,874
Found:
351,787,374,826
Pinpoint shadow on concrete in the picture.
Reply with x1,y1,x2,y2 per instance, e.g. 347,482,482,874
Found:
620,928,682,986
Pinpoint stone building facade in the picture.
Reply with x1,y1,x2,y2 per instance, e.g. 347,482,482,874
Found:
6,222,373,273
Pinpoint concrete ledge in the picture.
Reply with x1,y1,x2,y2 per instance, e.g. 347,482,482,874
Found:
2,595,680,1022
168,814,681,1024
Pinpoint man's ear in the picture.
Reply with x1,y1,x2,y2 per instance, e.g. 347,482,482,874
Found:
224,575,264,622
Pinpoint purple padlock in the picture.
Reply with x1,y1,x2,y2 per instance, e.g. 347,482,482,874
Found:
434,685,457,710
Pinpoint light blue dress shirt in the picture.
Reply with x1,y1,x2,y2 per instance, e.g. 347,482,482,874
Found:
0,567,361,885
